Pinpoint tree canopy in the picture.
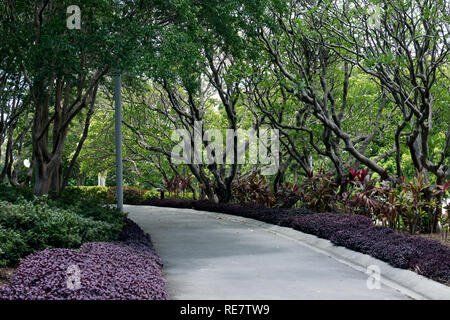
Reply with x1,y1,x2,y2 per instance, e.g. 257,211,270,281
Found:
0,0,448,206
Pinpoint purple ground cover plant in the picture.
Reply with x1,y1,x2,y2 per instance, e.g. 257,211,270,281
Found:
0,219,168,300
137,198,450,284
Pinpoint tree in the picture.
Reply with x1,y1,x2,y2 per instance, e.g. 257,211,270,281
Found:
0,0,162,195
315,0,449,185
310,0,449,230
242,0,396,185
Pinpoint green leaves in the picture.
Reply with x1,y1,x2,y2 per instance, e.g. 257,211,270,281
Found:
0,225,27,268
0,187,125,267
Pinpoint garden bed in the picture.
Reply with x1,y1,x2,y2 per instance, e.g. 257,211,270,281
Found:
0,219,167,300
136,198,450,285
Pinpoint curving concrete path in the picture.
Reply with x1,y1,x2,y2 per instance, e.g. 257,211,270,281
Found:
126,205,411,300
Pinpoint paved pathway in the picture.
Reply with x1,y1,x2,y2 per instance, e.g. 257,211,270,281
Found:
126,205,410,300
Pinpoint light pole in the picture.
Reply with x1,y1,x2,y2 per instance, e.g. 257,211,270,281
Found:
114,70,123,212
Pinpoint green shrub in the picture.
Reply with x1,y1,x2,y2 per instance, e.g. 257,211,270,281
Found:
143,190,160,199
81,218,122,243
143,190,194,200
0,199,124,267
57,198,126,229
0,185,34,202
0,225,28,267
0,185,127,267
107,186,148,204
61,186,150,204
58,186,110,204
52,185,193,205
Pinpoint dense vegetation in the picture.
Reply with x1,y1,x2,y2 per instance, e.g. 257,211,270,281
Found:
0,186,125,267
0,184,168,300
0,0,448,279
1,1,447,228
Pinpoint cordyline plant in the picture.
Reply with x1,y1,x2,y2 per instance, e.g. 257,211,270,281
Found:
297,169,339,212
439,208,449,240
392,171,449,234
231,172,274,207
341,167,400,228
396,171,431,234
342,168,449,235
163,175,193,196
274,183,301,208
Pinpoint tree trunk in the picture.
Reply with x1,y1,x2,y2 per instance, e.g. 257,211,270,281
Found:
33,155,64,195
32,99,67,195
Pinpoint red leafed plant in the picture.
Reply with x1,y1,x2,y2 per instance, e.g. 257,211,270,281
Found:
274,183,301,208
435,181,450,194
163,175,193,196
297,168,339,212
342,167,402,229
344,168,447,234
348,167,369,183
232,172,275,207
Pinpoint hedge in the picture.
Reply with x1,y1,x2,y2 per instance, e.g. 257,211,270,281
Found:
0,226,28,268
61,186,194,205
0,199,125,267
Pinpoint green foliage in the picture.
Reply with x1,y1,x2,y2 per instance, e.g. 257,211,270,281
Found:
108,186,149,204
143,190,194,200
60,186,110,203
59,186,194,204
396,172,443,234
0,198,123,267
0,186,126,267
143,190,162,199
77,87,174,189
0,225,27,268
0,1,448,243
0,185,34,202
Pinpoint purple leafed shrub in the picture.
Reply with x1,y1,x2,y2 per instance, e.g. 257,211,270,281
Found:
138,198,196,209
292,213,373,239
137,198,315,221
192,200,227,213
329,226,450,282
287,214,450,283
137,198,450,284
0,219,168,300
